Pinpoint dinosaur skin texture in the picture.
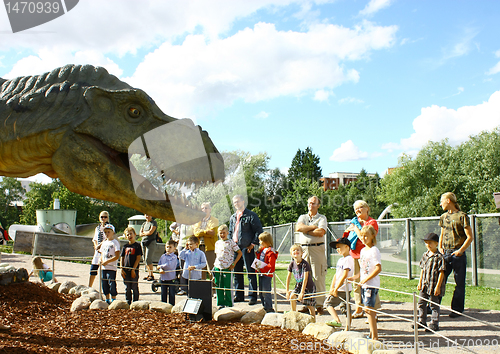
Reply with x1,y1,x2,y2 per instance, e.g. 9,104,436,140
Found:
0,64,224,223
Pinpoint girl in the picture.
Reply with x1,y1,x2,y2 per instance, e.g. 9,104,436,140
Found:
350,225,381,340
255,232,278,312
30,256,56,284
438,192,473,317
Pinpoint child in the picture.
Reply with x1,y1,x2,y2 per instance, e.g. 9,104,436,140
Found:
178,236,207,293
213,225,242,309
439,192,473,317
120,227,143,305
324,238,354,328
286,244,316,322
349,225,381,340
417,232,445,332
30,256,56,284
100,224,121,304
255,231,278,313
157,240,179,305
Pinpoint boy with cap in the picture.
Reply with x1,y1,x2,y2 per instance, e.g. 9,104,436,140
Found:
100,224,121,304
324,237,354,328
417,232,446,332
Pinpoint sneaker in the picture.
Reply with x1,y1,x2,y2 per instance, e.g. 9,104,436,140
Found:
248,299,257,306
449,311,462,318
106,299,111,305
233,297,245,303
326,320,342,328
411,322,424,329
265,308,275,313
177,290,187,296
426,323,439,332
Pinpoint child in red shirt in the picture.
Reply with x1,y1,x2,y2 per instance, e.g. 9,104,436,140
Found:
255,231,278,312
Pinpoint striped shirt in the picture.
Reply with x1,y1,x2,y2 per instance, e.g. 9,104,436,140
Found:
419,250,446,296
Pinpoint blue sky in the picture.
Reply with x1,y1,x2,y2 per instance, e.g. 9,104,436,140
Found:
1,0,500,184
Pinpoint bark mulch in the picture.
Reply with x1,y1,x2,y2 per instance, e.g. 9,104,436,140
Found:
1,282,347,353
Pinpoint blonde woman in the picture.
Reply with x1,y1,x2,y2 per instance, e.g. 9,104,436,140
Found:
89,211,109,287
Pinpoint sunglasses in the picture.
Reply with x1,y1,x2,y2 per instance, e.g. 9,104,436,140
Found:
100,216,108,219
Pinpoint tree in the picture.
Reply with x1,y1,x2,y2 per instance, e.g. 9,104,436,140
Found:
0,177,26,228
53,185,94,225
20,180,61,225
287,147,322,183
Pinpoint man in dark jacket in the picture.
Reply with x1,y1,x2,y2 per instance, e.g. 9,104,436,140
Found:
228,194,263,305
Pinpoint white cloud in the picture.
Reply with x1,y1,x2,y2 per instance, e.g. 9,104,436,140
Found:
487,61,500,75
255,111,269,119
384,90,500,151
314,89,332,102
359,0,394,17
125,20,397,117
440,27,479,63
338,96,364,104
329,140,369,162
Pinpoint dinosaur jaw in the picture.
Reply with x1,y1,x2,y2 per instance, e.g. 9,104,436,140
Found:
52,128,224,224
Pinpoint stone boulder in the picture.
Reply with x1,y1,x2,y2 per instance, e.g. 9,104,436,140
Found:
130,301,150,310
261,313,284,327
81,289,100,302
58,281,77,294
213,308,245,321
70,296,91,312
108,300,129,310
149,301,173,314
171,299,187,314
47,282,61,292
302,323,336,341
240,308,266,324
327,331,367,352
89,300,108,310
282,311,314,332
69,285,89,296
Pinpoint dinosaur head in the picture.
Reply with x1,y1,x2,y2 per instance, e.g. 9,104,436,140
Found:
52,86,224,223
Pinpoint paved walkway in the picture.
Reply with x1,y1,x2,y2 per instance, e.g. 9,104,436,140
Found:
2,252,499,354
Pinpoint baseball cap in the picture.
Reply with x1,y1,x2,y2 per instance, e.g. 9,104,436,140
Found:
423,232,439,242
329,237,351,248
103,224,115,232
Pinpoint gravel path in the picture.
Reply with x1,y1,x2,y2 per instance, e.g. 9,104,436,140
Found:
2,252,499,354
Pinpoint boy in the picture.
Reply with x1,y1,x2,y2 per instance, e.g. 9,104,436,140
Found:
324,238,354,328
417,232,446,332
178,236,207,293
100,224,121,304
286,244,316,322
120,227,142,305
157,240,179,305
255,232,278,313
213,225,242,309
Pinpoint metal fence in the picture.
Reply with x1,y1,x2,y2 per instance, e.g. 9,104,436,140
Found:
264,213,500,288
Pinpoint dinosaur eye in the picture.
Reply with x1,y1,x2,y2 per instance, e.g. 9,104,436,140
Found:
128,107,141,118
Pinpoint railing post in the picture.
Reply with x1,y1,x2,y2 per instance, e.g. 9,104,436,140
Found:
345,279,351,331
413,292,419,354
406,218,412,280
291,222,295,245
273,273,277,312
470,214,478,286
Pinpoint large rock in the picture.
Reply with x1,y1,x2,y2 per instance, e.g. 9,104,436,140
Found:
282,311,314,332
15,268,29,283
89,300,108,310
81,289,101,302
58,281,77,294
108,300,129,310
327,331,367,351
213,308,245,321
241,308,266,324
69,285,90,296
149,301,173,314
171,299,187,314
261,313,284,327
130,301,150,310
70,296,91,312
302,323,336,341
342,337,387,354
46,282,61,292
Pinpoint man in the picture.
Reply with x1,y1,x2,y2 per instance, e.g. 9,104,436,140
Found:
296,196,328,314
228,194,263,305
193,202,219,279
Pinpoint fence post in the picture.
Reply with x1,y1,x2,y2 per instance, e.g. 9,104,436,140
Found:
413,292,419,354
273,273,277,312
406,218,412,280
52,255,55,281
345,279,351,331
291,222,295,245
99,265,102,299
470,214,478,286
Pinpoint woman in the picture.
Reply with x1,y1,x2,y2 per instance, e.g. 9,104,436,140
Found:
89,211,109,287
192,202,219,279
140,214,158,281
344,200,380,318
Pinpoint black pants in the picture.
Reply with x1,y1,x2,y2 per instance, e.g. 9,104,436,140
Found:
123,270,139,304
161,279,176,305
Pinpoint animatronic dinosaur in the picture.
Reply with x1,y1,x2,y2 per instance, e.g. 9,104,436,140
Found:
0,65,224,223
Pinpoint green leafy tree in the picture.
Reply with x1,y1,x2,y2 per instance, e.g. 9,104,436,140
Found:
20,180,61,225
0,177,26,228
288,147,322,183
53,185,94,225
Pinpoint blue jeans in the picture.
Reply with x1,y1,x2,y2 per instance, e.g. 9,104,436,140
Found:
259,275,273,310
233,248,257,301
123,270,139,304
102,270,117,297
443,250,466,313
